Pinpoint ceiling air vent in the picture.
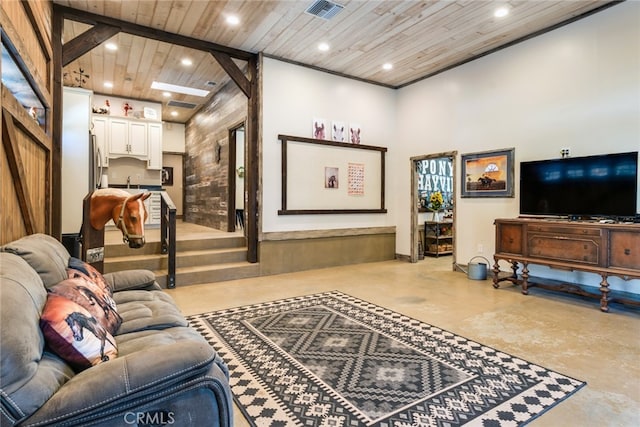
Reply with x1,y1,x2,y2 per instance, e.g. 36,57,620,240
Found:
305,0,344,20
167,100,198,109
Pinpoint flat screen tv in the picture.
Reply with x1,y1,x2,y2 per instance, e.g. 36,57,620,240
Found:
519,151,638,219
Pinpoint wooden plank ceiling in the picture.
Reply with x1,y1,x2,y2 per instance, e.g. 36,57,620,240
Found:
55,0,616,123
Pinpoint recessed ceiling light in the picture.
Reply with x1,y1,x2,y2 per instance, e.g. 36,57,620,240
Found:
226,15,240,26
163,92,171,98
382,63,393,71
105,42,118,51
494,7,509,18
318,42,330,52
104,82,113,88
151,81,210,97
181,58,193,66
171,111,179,117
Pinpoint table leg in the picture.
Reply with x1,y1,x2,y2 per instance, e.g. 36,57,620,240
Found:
492,258,500,288
599,274,610,313
521,263,529,295
510,261,519,278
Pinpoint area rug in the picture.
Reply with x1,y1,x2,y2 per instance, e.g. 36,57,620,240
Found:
187,291,585,426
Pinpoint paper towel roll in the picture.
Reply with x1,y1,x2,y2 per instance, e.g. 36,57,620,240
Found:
100,174,109,188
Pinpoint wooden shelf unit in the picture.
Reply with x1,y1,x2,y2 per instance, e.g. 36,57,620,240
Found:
492,218,640,312
424,220,453,257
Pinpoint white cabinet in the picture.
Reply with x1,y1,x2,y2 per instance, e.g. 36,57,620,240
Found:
147,122,163,170
128,121,148,156
146,192,161,225
93,115,161,169
108,118,147,157
108,118,128,155
91,116,109,167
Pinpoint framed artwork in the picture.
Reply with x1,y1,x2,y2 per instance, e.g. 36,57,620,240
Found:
348,163,365,195
312,118,326,139
332,121,347,142
349,123,361,144
461,148,514,198
325,167,339,188
162,166,174,186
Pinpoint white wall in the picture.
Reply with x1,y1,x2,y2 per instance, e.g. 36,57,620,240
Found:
260,3,639,292
395,2,640,291
163,122,185,153
261,57,397,233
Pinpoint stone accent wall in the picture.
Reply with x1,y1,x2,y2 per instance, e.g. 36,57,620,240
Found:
184,81,246,229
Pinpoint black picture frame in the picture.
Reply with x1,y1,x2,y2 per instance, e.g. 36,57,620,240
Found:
162,166,174,186
461,148,514,198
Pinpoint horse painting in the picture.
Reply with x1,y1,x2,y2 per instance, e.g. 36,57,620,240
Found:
65,311,116,362
89,188,150,248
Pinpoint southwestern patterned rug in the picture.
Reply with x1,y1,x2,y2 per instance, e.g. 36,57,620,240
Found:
187,291,585,426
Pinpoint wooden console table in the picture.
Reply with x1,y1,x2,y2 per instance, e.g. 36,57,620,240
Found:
492,218,640,312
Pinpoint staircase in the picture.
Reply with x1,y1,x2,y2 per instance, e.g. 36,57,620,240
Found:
103,232,260,288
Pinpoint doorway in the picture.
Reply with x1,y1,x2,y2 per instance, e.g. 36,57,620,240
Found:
227,123,245,233
410,152,457,265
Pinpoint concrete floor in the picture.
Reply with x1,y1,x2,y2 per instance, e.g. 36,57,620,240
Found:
165,255,640,426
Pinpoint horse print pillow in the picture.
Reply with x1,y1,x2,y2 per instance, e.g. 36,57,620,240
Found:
68,257,112,297
40,291,118,371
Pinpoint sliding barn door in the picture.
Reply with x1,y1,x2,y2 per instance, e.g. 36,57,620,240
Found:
1,1,54,245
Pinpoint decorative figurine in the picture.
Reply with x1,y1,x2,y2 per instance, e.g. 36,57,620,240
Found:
29,107,38,122
123,102,133,116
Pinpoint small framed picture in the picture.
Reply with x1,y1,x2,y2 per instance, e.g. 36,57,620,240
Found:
332,121,346,142
461,148,514,198
162,166,174,186
325,167,339,189
312,118,327,140
349,123,362,144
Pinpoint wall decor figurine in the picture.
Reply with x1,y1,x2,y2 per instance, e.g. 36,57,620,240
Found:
29,106,38,122
123,102,133,116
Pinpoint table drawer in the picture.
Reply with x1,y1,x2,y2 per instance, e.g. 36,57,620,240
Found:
497,223,523,254
528,235,600,265
528,224,601,236
609,231,640,270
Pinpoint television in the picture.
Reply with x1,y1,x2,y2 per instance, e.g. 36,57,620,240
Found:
519,151,638,219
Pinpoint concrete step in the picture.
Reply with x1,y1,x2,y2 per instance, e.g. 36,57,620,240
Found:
105,235,246,257
103,233,255,287
154,261,261,287
103,247,248,273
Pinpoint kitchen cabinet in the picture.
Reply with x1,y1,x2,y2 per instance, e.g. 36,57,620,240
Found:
91,116,109,167
92,115,162,169
109,118,147,157
147,122,163,170
146,192,162,225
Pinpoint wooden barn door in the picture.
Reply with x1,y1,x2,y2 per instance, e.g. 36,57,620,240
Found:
1,1,54,245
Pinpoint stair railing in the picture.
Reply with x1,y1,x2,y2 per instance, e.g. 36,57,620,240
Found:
160,191,177,288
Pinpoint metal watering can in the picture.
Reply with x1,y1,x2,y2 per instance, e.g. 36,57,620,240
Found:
467,256,491,280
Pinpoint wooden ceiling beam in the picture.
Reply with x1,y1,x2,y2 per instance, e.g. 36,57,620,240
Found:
55,4,255,62
62,23,121,66
210,51,251,98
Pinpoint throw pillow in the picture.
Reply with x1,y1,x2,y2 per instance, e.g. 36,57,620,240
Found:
51,277,122,335
40,293,117,371
68,257,111,296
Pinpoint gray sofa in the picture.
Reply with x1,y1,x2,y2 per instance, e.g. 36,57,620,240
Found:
0,233,233,426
